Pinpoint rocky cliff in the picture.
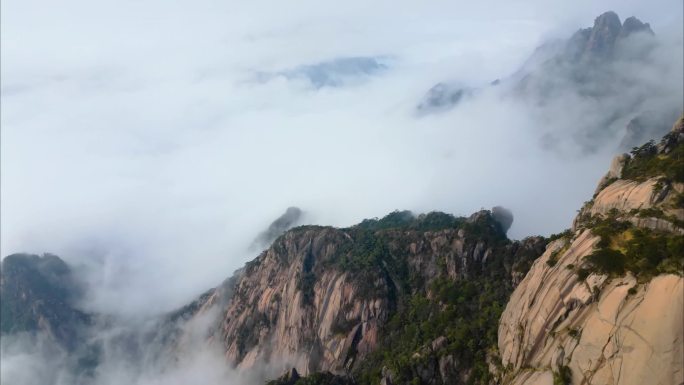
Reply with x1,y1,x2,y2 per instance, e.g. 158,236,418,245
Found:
498,117,684,385
182,210,546,384
0,253,90,350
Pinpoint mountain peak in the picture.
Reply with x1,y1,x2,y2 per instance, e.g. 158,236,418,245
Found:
621,16,654,37
251,206,304,250
594,11,621,25
571,11,656,61
585,11,622,57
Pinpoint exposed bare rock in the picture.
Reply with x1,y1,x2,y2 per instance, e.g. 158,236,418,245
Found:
567,12,656,63
218,227,377,375
583,11,623,59
578,177,684,234
590,178,659,215
177,211,546,380
500,118,684,385
499,230,683,385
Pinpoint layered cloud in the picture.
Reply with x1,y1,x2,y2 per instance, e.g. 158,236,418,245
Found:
1,0,682,318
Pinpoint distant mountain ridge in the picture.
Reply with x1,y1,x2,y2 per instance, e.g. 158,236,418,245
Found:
420,11,656,112
418,11,681,154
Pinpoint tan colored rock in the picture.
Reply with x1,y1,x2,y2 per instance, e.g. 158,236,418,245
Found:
500,155,684,385
180,218,545,378
594,154,629,195
583,177,684,235
508,370,554,385
590,178,659,216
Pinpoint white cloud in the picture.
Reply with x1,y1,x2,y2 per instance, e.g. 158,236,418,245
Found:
1,0,682,317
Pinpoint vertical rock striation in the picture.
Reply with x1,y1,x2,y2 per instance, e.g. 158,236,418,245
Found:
498,117,684,385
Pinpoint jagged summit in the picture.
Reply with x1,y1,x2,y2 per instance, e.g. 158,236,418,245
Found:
415,11,678,155
621,16,653,37
417,11,658,114
581,11,623,58
568,11,654,61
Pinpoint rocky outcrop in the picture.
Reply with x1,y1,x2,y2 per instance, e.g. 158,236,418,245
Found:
568,11,653,62
593,154,629,195
0,253,90,350
251,207,305,250
499,230,684,385
581,11,623,59
4,115,681,385
499,119,684,385
0,211,546,385
583,178,684,234
219,226,393,374
517,11,658,94
416,83,472,113
183,211,546,379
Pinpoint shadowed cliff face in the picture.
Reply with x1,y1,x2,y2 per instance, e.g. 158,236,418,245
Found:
0,253,90,350
251,207,305,251
498,117,684,385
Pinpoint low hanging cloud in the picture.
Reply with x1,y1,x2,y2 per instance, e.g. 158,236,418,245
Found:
2,1,682,384
255,56,391,88
0,308,269,385
1,0,682,322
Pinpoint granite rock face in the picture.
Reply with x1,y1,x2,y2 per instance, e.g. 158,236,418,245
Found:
184,212,546,379
498,118,684,385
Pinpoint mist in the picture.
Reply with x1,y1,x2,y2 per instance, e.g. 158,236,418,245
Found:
2,1,683,384
0,308,267,385
1,0,682,329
